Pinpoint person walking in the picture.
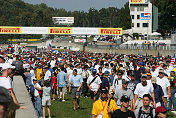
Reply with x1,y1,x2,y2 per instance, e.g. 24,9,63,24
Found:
133,74,156,109
114,79,134,110
135,94,155,118
111,95,135,118
92,89,118,118
57,67,67,101
81,65,91,97
69,69,83,110
87,69,101,103
33,79,43,118
42,81,51,118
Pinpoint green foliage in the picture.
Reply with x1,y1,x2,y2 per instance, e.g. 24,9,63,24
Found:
151,0,176,31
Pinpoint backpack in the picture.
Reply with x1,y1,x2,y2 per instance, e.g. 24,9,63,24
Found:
138,106,153,118
29,85,35,93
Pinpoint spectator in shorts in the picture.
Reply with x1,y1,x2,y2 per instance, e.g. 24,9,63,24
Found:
87,69,101,103
57,67,67,102
52,72,57,100
42,81,51,118
69,69,83,110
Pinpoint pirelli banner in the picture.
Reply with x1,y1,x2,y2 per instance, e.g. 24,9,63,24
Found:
0,26,123,35
48,27,72,34
0,27,22,34
130,0,144,4
99,28,123,35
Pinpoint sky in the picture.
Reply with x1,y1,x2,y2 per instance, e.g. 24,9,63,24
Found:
22,0,128,12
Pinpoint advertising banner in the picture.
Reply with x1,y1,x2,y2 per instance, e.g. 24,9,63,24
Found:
48,27,72,34
0,27,21,34
130,0,143,3
72,27,98,34
52,17,74,25
22,27,48,34
141,13,151,20
74,39,86,43
99,28,123,35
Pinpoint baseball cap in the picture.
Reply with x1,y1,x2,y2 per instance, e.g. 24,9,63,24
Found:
139,62,144,65
155,106,167,115
147,73,151,76
151,77,157,84
104,71,110,75
92,69,97,73
120,95,130,102
0,63,15,70
141,74,147,78
33,78,37,81
43,65,48,69
122,79,129,84
130,73,135,76
101,88,108,93
159,69,164,73
0,87,20,110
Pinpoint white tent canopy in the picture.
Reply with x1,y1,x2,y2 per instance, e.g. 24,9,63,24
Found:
149,32,161,36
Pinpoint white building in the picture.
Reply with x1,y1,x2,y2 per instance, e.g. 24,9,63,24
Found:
129,0,154,36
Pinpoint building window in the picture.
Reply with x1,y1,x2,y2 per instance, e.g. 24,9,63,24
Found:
132,23,134,27
143,23,148,27
137,23,140,27
131,15,134,19
130,6,135,11
137,15,140,19
137,6,144,11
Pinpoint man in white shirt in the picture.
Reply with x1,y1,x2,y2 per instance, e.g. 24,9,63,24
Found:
0,63,23,109
156,69,171,106
87,69,101,103
133,74,156,109
44,66,51,81
33,79,43,118
151,65,158,78
50,58,55,69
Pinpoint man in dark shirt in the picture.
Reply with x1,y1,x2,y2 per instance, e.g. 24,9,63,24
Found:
127,73,139,93
151,77,166,108
102,71,110,91
111,95,135,118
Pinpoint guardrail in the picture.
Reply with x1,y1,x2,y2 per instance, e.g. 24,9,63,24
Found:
87,43,176,51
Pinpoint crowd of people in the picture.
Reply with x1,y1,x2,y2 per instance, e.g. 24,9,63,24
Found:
0,43,176,118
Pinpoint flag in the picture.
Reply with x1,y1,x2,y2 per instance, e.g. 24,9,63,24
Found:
140,50,143,58
171,54,176,65
157,52,160,60
137,51,140,58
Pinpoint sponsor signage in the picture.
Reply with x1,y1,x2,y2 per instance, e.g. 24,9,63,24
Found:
22,27,48,34
141,13,151,20
52,17,74,25
0,27,21,34
74,39,86,43
48,27,72,34
99,28,123,35
72,27,98,34
130,0,143,3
